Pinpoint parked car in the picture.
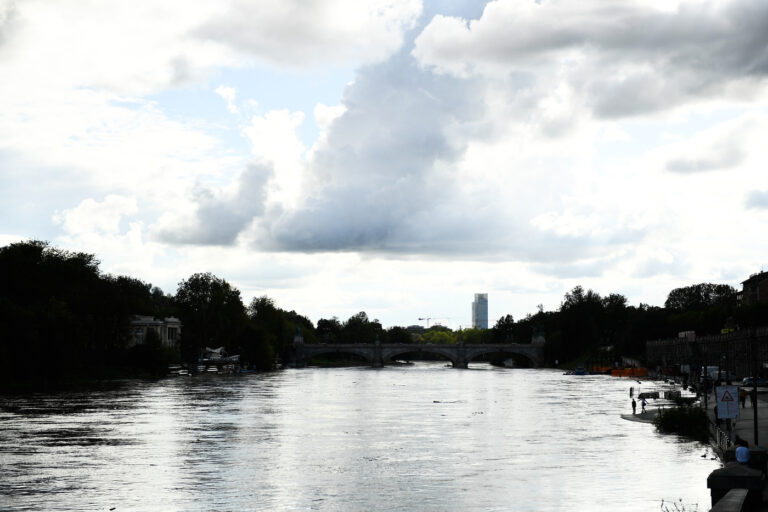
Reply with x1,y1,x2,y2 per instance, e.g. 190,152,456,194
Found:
741,377,768,387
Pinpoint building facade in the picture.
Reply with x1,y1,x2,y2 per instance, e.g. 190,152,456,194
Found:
471,293,488,329
739,271,768,306
129,315,182,348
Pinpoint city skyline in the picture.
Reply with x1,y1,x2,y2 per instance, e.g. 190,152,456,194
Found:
1,1,767,328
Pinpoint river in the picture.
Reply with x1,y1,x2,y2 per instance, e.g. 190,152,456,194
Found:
1,363,719,511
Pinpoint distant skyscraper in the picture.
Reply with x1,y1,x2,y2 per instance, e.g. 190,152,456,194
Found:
472,293,488,329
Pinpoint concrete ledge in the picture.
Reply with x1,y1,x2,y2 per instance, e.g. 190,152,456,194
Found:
708,464,762,511
710,488,748,512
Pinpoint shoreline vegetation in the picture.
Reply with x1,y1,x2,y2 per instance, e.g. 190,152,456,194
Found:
2,239,768,392
653,402,710,443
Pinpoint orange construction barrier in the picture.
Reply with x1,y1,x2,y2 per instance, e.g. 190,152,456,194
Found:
610,367,648,377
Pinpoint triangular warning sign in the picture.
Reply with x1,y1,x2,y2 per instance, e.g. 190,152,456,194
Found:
721,390,735,402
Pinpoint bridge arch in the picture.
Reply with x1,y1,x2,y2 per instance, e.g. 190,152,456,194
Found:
300,345,374,365
465,348,536,368
382,345,459,367
464,344,542,368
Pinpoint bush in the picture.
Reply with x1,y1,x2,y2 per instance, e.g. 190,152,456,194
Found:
653,406,709,443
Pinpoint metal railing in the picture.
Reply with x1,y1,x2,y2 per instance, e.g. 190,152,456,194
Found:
709,420,732,453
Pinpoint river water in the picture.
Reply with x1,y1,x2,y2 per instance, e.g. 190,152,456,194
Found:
1,364,719,511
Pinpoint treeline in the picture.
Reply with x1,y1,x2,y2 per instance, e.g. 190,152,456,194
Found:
2,240,767,389
510,283,767,366
0,241,310,388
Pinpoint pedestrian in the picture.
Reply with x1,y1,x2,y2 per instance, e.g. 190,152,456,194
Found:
631,398,636,415
740,388,747,408
736,441,750,465
641,398,647,413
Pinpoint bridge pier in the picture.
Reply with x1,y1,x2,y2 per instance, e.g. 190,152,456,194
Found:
453,342,467,368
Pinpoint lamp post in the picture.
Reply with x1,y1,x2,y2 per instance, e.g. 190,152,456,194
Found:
752,329,759,446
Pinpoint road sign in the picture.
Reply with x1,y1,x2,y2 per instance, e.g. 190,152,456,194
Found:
716,385,739,419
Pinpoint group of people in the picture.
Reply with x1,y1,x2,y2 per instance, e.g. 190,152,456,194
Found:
631,397,646,415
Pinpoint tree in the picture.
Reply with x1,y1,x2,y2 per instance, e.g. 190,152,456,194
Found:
340,312,381,344
664,283,737,311
175,272,246,362
0,240,158,388
386,326,412,344
493,314,515,343
317,317,342,343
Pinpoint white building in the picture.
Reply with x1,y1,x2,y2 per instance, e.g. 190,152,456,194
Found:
129,315,182,348
471,293,488,329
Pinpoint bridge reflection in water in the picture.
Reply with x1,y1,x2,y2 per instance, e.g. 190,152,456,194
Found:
291,341,544,369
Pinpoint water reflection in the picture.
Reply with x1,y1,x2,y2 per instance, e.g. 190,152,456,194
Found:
1,364,719,511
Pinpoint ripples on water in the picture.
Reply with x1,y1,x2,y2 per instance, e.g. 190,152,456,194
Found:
0,364,719,511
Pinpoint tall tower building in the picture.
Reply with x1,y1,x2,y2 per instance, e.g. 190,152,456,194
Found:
471,293,488,329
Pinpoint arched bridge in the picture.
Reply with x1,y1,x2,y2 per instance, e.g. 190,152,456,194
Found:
290,342,544,369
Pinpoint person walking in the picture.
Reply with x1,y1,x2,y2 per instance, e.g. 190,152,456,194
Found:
641,398,647,413
631,398,636,415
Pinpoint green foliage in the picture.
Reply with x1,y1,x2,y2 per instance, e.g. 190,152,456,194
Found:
492,314,515,342
317,317,342,343
421,329,456,344
653,406,709,443
0,240,162,389
386,326,412,344
338,311,382,344
247,295,293,364
665,283,736,311
460,327,492,344
175,272,247,362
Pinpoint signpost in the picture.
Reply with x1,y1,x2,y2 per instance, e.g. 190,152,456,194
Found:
715,385,739,420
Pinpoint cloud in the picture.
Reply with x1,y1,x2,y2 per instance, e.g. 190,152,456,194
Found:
413,0,768,118
54,195,138,236
658,111,762,174
195,0,422,68
746,190,768,209
256,50,490,253
156,162,273,246
215,85,239,114
666,146,744,174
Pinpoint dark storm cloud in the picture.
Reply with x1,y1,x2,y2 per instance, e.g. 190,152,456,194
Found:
158,162,272,246
415,0,768,118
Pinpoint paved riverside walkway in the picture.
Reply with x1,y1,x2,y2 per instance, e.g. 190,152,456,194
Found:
620,382,768,510
702,387,768,452
702,387,768,511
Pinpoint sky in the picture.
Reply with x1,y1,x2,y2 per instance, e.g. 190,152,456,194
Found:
1,0,767,329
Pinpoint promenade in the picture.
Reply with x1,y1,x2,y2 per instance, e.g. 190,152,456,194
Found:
702,387,768,511
702,387,768,452
621,381,768,510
